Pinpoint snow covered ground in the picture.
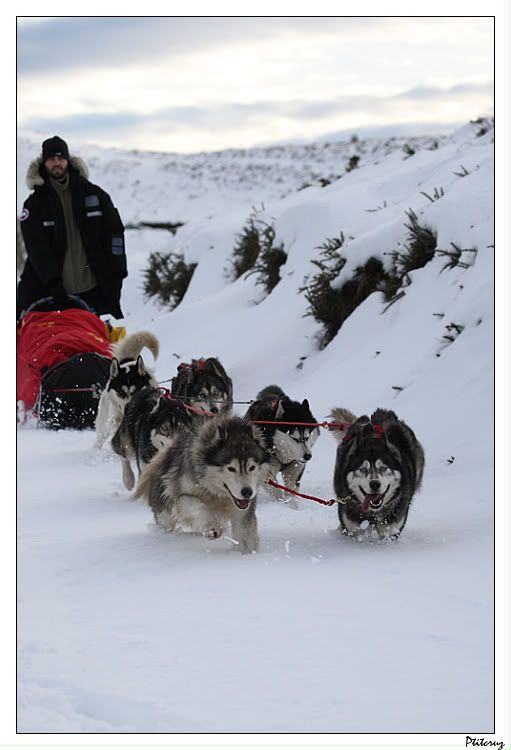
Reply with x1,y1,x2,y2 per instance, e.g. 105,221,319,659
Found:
15,121,501,739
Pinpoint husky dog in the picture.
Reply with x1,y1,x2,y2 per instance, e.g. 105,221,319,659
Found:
171,357,233,416
111,387,192,490
134,415,271,553
95,331,159,447
330,407,425,540
244,385,320,497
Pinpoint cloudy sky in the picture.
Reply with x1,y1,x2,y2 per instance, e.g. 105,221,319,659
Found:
17,16,494,154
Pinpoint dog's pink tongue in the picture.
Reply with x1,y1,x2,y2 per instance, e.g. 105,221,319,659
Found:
362,495,379,513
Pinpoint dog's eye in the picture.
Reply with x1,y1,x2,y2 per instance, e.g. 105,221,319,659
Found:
377,464,388,474
248,465,256,472
160,425,170,436
358,466,369,475
227,466,237,473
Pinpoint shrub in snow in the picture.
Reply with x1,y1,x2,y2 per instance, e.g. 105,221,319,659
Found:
453,165,470,177
246,220,288,295
301,210,438,348
336,255,396,329
299,234,346,346
437,243,478,272
300,235,395,348
345,155,360,172
229,213,287,294
420,186,445,203
387,209,437,279
229,213,263,280
141,251,197,310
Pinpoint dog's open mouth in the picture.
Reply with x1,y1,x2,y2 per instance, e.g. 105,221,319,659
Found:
224,484,252,510
360,486,389,513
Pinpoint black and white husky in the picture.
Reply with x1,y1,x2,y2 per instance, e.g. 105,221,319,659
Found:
171,357,233,416
111,387,192,490
95,331,159,447
134,415,271,553
330,407,425,541
244,385,320,497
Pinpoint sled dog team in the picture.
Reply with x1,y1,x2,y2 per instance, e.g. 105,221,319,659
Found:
96,331,425,553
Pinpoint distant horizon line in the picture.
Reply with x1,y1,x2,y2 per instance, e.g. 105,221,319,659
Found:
16,114,494,158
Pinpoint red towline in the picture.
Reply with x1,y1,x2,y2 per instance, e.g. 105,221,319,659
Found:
265,479,349,507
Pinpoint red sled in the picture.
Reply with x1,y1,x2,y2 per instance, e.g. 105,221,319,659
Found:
17,296,114,429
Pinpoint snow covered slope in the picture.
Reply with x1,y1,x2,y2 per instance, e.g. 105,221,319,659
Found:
16,120,495,735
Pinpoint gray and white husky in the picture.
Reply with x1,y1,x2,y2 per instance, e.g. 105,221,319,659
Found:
95,331,159,447
244,385,320,497
134,415,271,553
330,407,425,541
111,387,192,490
170,357,233,416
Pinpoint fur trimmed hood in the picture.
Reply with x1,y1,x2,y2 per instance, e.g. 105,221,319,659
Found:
26,154,90,190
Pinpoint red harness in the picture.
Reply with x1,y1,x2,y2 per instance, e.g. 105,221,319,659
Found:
342,423,386,443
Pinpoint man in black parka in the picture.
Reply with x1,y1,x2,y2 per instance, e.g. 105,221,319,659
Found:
17,135,127,319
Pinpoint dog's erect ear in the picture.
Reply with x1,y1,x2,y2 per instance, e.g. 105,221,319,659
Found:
150,395,163,414
206,357,225,378
109,357,120,378
275,399,285,420
206,359,232,393
248,422,266,450
136,355,146,376
302,398,310,411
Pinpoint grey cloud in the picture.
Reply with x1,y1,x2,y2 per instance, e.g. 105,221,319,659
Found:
17,16,385,76
22,79,493,148
398,81,493,100
22,111,143,137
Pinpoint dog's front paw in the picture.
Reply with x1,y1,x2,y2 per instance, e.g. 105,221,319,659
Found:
205,527,223,541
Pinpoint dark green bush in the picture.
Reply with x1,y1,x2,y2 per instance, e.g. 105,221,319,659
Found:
300,212,438,347
300,247,394,348
299,234,347,346
246,219,288,294
142,251,197,309
301,212,438,348
346,155,360,172
387,209,437,278
300,235,350,348
230,213,287,294
230,214,263,280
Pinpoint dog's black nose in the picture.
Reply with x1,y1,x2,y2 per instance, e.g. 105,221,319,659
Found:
369,480,381,493
303,453,312,461
210,406,219,414
241,486,253,499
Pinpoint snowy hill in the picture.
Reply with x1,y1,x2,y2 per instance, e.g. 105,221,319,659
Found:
17,128,447,223
16,120,495,735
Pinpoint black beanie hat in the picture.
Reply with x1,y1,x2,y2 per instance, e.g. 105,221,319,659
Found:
42,135,70,161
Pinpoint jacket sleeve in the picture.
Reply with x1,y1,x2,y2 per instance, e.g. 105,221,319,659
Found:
19,197,62,286
99,190,127,279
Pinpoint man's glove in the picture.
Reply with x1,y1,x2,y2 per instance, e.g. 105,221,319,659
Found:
47,278,69,310
100,276,124,319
